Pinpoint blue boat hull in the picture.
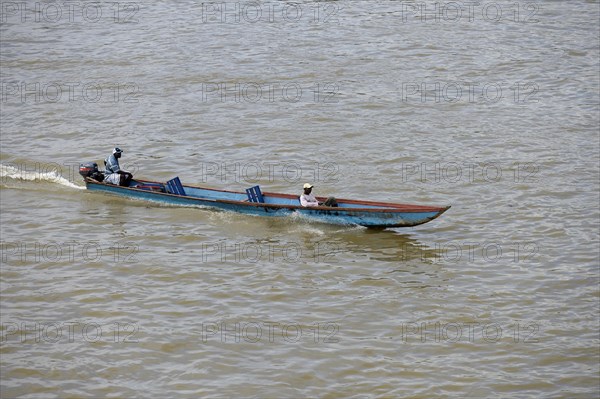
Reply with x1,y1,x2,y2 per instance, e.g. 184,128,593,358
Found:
84,179,450,228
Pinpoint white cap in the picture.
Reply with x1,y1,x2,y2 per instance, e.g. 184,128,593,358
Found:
303,183,313,189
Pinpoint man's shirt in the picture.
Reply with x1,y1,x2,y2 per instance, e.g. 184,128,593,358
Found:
300,193,319,207
105,154,121,174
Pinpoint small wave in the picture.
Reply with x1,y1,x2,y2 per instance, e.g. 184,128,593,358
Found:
285,212,330,234
0,163,84,190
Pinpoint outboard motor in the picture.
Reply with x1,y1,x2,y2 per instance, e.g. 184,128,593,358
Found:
79,162,104,182
79,162,98,177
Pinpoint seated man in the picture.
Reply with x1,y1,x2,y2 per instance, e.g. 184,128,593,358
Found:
300,183,337,207
104,147,133,186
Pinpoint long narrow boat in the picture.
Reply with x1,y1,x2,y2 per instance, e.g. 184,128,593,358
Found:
80,170,450,228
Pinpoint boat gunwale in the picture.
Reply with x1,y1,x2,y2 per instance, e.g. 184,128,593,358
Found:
84,178,451,215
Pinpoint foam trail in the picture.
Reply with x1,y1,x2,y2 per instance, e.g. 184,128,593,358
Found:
0,163,85,190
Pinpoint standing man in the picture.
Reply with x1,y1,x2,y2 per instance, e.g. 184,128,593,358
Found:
104,147,133,186
300,183,337,207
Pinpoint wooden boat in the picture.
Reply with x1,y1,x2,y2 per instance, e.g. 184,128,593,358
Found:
80,171,450,229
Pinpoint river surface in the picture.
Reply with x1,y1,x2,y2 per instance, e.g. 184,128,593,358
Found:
1,1,599,398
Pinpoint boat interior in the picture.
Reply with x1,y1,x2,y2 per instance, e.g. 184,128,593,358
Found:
128,177,398,210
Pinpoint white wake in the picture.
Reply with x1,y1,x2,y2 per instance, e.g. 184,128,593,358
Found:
0,163,85,190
